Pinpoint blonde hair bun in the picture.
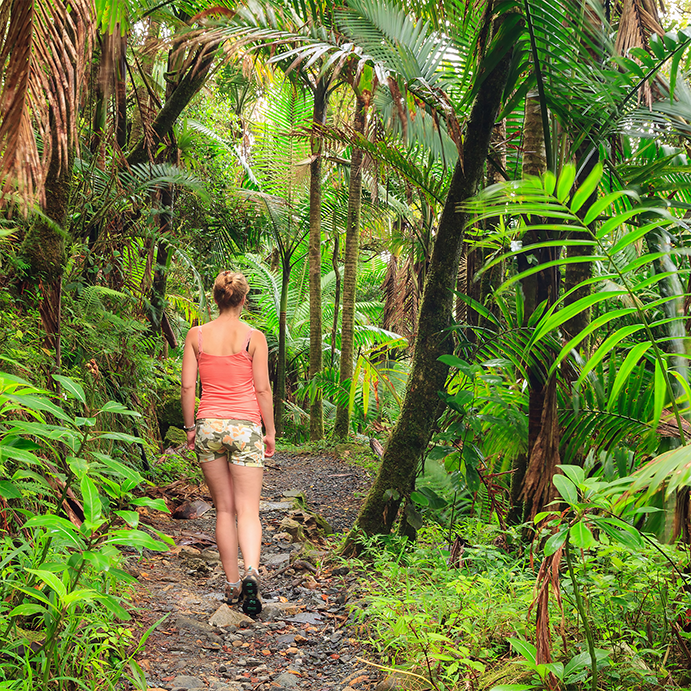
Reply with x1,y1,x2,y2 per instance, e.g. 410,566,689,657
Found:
213,271,249,311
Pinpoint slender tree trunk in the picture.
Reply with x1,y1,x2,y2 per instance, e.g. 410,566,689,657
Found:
116,33,128,150
511,91,561,524
309,80,328,440
348,16,515,541
334,94,367,439
275,260,291,438
331,230,341,368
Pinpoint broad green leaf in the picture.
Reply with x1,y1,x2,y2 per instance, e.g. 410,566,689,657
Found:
92,453,144,484
91,431,141,444
507,637,537,665
98,400,141,417
559,465,585,487
96,593,131,620
26,568,66,599
585,192,639,226
0,480,21,499
83,550,114,571
130,497,169,513
52,375,86,404
24,515,85,549
570,163,603,213
81,475,101,526
410,491,429,507
9,603,46,617
105,529,170,551
544,527,568,556
114,510,140,527
6,393,73,422
569,522,596,550
556,164,576,203
553,474,578,505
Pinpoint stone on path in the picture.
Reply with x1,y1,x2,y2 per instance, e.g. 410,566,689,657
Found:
273,671,300,688
259,500,294,511
174,614,218,637
259,601,300,620
170,676,205,690
208,603,254,628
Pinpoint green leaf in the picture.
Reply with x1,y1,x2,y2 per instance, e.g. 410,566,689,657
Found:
96,594,131,621
52,375,86,404
24,515,85,549
26,568,66,599
0,480,21,499
569,522,597,550
97,400,141,417
606,342,653,411
553,474,578,505
570,163,603,213
130,497,169,513
114,510,140,527
9,603,46,617
544,527,568,556
410,491,429,507
556,164,576,203
653,359,666,431
507,637,537,665
559,465,585,488
91,431,141,444
105,529,171,551
81,475,101,526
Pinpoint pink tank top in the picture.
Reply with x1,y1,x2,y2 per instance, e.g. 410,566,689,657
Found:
195,325,262,424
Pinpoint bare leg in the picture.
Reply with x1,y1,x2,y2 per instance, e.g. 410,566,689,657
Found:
229,464,264,571
201,456,239,583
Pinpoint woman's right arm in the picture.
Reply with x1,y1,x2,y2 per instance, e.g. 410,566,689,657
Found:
251,331,276,457
181,329,198,450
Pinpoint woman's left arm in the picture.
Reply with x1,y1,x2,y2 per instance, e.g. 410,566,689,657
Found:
181,328,198,450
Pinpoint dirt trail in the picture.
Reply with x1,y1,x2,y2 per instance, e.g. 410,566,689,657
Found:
130,450,382,691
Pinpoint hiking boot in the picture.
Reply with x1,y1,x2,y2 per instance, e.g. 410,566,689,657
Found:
241,567,262,616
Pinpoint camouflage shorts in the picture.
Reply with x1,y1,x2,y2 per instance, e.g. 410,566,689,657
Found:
195,418,264,467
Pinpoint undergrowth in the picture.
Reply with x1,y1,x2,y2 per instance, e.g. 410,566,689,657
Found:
348,520,691,691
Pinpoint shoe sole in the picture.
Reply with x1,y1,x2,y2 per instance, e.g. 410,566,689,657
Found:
241,576,262,616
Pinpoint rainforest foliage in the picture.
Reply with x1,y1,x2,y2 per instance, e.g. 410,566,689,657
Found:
3,0,691,688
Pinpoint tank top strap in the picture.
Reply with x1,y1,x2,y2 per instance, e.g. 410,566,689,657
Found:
197,325,204,355
243,327,254,352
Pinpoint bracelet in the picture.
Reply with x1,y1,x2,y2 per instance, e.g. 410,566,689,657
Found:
183,424,196,431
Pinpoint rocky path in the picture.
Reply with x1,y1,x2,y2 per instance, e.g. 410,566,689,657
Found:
130,449,383,691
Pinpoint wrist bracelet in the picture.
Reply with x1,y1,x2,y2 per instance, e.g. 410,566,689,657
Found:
183,424,196,431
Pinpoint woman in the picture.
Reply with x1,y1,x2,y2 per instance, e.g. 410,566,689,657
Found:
181,271,275,616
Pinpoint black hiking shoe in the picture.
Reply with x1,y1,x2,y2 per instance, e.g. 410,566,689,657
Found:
241,568,262,617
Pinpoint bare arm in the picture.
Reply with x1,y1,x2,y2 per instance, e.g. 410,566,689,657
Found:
250,330,275,457
181,328,199,449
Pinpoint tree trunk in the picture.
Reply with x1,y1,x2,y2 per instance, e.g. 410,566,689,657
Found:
348,16,515,541
116,33,128,150
308,80,328,440
511,91,560,524
21,128,72,373
334,94,367,439
331,230,341,368
275,260,291,438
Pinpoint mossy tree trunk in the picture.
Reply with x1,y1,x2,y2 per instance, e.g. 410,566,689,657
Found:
334,92,368,440
348,16,515,541
309,79,328,441
21,127,71,374
275,258,291,438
